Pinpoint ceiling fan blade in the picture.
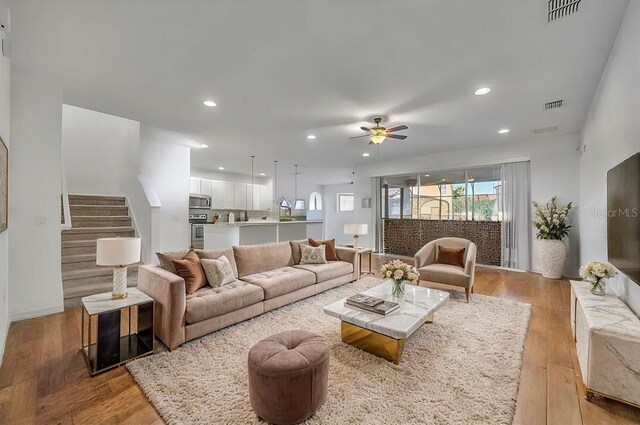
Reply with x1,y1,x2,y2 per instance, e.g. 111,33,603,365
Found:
387,125,408,133
360,126,372,132
387,134,407,140
349,134,370,139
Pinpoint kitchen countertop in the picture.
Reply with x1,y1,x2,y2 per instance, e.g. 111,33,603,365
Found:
205,220,323,227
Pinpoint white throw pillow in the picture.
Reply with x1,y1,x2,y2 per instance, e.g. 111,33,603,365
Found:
201,256,236,287
299,244,327,265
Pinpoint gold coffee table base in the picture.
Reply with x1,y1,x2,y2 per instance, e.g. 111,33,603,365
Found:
341,321,405,364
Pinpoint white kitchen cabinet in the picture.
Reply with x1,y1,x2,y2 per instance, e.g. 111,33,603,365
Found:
222,182,235,209
189,177,202,194
233,183,247,210
210,181,224,208
260,185,272,211
249,185,261,211
200,179,212,198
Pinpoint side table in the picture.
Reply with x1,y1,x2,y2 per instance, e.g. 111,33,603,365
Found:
342,245,374,277
81,287,154,376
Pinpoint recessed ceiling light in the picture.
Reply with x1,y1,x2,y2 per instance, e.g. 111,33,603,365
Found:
199,144,209,148
259,173,266,176
498,129,510,134
362,153,370,157
307,135,316,140
218,166,225,170
203,100,217,107
475,87,491,96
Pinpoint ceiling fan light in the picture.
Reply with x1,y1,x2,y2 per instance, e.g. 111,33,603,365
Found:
370,135,386,144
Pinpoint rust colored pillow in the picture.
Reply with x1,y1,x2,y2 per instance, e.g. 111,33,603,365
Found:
436,245,466,268
308,238,339,261
171,250,207,294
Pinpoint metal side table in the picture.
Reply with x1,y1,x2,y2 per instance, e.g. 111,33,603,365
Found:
81,288,154,376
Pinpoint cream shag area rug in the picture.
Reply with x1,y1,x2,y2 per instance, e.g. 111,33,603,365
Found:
127,277,531,425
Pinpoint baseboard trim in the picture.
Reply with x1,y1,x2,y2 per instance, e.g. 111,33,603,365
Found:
10,304,64,322
0,319,9,367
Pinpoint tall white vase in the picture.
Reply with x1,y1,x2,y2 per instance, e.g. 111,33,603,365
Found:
536,239,567,279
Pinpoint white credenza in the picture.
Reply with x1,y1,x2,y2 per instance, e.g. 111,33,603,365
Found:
570,281,640,407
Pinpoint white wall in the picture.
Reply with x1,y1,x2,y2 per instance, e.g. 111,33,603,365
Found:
579,1,640,315
0,33,10,365
324,134,582,275
8,0,65,320
62,105,152,263
140,125,191,259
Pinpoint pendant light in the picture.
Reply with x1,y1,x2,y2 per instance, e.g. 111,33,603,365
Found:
250,155,255,210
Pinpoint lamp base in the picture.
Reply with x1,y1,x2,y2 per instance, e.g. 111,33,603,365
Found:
352,234,360,249
112,266,128,300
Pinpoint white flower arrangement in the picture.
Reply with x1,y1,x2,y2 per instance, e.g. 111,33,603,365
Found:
533,197,572,240
579,261,616,282
579,261,616,295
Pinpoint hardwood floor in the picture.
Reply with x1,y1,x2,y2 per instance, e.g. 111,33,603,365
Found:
1,255,639,424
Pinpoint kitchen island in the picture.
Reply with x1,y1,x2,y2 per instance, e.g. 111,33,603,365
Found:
203,221,324,250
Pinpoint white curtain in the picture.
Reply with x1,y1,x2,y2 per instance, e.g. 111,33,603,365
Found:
501,161,531,270
372,177,383,253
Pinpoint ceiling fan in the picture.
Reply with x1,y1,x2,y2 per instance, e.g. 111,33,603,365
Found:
349,117,408,145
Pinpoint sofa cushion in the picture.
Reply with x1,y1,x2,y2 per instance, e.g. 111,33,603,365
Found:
241,267,316,299
436,245,466,268
300,244,327,265
201,256,235,287
289,239,308,265
156,250,188,274
185,280,264,324
172,250,208,294
294,261,353,283
233,242,294,278
308,238,339,261
195,248,238,279
418,263,470,287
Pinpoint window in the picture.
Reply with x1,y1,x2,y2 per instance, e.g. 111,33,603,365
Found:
380,165,502,221
309,192,322,211
337,193,355,212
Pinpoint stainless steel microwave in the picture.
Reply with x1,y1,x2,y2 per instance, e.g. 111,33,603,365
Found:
189,194,211,208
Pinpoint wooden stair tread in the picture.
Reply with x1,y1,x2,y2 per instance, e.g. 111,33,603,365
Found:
62,264,140,280
61,253,96,264
62,240,97,248
62,226,135,234
63,278,138,299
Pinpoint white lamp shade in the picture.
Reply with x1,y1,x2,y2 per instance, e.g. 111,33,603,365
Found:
96,237,141,266
344,224,368,235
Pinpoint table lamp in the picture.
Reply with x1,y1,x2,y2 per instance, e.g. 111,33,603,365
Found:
96,237,141,299
344,224,368,248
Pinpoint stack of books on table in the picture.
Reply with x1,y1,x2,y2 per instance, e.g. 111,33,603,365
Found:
345,293,400,315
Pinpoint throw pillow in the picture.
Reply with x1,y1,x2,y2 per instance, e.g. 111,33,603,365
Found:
300,244,327,265
156,250,188,274
171,250,207,294
201,256,236,287
435,245,466,268
308,238,339,261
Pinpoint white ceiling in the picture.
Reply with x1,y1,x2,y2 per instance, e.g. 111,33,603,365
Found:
57,0,629,184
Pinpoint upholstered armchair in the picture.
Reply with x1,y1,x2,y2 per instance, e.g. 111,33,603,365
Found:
413,237,477,302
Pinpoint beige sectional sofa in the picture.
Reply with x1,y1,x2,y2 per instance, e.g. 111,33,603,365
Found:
138,240,359,350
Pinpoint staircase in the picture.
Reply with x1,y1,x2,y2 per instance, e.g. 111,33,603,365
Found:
62,194,140,308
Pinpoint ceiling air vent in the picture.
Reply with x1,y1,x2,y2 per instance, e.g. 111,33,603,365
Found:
545,99,564,110
532,126,559,135
548,0,581,22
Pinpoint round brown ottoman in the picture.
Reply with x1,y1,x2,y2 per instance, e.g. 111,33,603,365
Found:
248,330,330,425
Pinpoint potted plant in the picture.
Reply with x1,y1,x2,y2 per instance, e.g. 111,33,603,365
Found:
533,197,572,279
380,260,419,297
579,261,617,295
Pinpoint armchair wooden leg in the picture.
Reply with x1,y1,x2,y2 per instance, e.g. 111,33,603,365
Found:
464,288,470,303
471,286,474,293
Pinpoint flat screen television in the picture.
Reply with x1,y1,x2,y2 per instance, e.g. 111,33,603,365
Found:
607,152,640,285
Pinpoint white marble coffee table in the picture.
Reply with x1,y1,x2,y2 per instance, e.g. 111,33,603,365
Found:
324,280,449,363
